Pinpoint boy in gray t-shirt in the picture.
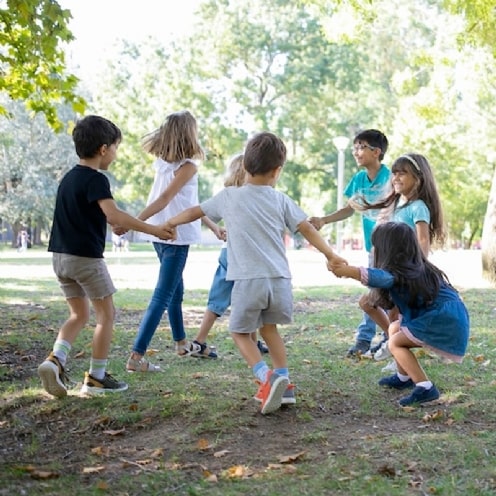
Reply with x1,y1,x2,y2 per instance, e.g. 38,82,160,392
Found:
166,132,345,414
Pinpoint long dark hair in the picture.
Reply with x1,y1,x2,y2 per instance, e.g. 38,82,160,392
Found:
370,222,451,308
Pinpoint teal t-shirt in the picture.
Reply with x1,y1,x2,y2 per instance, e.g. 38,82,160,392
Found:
392,198,430,229
344,164,390,252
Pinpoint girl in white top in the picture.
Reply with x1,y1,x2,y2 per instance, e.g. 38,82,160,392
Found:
126,110,221,372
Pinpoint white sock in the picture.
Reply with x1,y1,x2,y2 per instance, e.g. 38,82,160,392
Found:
53,339,71,366
397,372,410,382
89,358,107,380
416,380,433,389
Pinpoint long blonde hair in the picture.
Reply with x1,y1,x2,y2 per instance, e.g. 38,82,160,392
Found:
141,110,205,162
224,153,246,187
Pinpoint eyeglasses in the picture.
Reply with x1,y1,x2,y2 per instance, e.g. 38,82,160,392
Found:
352,144,377,152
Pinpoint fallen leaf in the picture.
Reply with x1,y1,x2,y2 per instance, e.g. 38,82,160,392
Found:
278,451,306,464
30,470,59,480
197,438,212,450
103,428,125,436
96,481,109,490
378,464,396,477
91,446,110,456
93,416,111,426
82,466,106,474
223,465,254,479
214,449,230,458
151,449,164,458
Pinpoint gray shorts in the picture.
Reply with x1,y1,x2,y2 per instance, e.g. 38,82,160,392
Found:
229,278,293,333
52,253,116,300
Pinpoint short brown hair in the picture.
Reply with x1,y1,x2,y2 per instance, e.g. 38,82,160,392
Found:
244,132,286,175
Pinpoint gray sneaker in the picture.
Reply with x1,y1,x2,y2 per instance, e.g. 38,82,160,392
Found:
258,371,289,414
346,339,371,357
81,372,128,394
281,384,296,405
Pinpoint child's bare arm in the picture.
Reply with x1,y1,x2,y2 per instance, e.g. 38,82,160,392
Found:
330,263,361,281
297,219,347,265
165,205,205,232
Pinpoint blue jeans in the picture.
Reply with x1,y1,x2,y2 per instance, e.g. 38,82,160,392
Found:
356,250,376,342
132,243,189,355
206,248,233,317
356,312,377,343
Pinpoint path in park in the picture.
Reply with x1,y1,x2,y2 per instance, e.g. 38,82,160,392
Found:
178,248,491,290
1,248,491,291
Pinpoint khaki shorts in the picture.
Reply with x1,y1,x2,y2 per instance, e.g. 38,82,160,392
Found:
229,278,293,333
52,253,116,300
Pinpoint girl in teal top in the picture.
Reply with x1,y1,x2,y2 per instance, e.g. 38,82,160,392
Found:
353,154,446,359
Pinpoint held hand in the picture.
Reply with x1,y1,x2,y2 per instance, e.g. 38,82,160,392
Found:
155,222,177,241
308,217,324,231
112,225,128,236
327,258,348,277
328,254,348,268
215,226,227,241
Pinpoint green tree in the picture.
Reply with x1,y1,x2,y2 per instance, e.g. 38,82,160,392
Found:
0,97,76,245
0,0,85,130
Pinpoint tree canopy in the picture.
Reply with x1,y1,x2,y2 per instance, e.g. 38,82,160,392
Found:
0,0,85,130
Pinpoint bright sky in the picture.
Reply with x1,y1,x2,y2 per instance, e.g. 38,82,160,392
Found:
59,0,202,83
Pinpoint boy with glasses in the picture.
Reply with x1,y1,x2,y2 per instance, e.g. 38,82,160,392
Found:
309,129,390,356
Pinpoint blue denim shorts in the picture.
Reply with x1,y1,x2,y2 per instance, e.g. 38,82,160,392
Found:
52,253,116,300
206,248,233,316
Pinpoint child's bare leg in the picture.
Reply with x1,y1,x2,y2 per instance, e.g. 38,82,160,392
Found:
195,309,219,344
91,295,116,360
359,294,390,334
259,324,286,369
388,331,428,383
231,331,262,367
58,296,90,345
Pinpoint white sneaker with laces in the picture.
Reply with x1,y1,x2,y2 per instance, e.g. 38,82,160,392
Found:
374,340,392,361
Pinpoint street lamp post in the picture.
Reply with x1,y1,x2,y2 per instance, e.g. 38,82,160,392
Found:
332,136,350,252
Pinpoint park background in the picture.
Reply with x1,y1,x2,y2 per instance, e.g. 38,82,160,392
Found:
1,0,496,269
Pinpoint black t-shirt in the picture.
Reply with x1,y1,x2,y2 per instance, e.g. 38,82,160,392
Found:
48,165,113,258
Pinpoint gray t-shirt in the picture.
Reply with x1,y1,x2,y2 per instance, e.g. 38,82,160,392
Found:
201,184,307,281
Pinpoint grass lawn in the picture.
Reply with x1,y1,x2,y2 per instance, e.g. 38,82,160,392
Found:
1,246,495,495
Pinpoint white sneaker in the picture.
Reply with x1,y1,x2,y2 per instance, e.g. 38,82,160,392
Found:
381,360,397,373
374,340,391,361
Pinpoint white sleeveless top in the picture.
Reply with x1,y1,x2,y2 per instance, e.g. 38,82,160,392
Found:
140,157,201,245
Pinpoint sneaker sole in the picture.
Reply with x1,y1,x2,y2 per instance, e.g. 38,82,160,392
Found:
260,376,289,414
81,383,129,394
38,361,67,398
258,395,296,405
